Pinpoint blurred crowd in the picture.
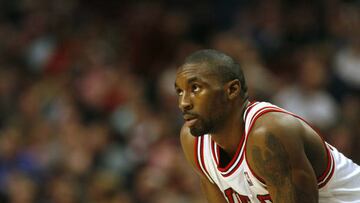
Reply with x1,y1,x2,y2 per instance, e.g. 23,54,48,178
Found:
0,0,359,202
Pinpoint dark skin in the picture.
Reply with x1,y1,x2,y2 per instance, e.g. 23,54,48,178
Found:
175,63,329,203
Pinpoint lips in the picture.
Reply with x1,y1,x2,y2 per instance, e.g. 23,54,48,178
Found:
183,113,198,127
183,115,196,121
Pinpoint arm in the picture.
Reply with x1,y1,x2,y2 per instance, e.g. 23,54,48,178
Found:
246,112,318,203
179,125,227,203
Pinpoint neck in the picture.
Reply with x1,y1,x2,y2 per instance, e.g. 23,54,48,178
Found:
211,100,250,156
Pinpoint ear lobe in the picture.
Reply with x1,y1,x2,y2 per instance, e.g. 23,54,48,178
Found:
226,79,241,100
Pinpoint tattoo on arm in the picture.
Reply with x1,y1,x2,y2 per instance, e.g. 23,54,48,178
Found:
251,133,314,202
252,133,291,186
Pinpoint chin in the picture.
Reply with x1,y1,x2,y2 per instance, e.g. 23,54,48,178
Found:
190,126,208,137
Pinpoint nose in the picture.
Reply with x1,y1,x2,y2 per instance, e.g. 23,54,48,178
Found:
179,93,193,112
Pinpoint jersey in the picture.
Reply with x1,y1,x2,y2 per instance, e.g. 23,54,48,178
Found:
194,101,360,203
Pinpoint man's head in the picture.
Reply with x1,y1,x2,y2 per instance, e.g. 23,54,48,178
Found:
175,49,248,136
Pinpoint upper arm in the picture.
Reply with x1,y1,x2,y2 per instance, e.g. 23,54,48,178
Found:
246,113,318,203
179,125,227,203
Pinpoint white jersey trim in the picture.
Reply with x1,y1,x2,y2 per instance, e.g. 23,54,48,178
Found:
195,136,215,183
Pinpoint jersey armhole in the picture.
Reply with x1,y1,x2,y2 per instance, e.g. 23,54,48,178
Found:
317,143,335,188
285,114,336,188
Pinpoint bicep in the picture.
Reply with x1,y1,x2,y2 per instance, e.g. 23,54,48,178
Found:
247,115,318,203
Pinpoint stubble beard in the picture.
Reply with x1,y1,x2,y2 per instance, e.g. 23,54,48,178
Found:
189,118,212,137
189,91,229,137
189,110,228,137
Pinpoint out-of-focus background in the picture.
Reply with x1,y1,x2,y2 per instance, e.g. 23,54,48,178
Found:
0,0,359,202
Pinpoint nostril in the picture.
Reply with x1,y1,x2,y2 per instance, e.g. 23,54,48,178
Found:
185,106,193,112
179,104,192,112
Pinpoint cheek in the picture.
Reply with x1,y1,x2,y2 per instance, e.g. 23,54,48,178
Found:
202,93,227,116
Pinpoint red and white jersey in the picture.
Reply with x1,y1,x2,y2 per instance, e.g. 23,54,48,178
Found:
195,102,360,203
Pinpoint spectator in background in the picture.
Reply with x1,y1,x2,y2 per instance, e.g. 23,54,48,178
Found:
211,32,279,100
0,0,359,202
7,173,37,203
273,47,338,130
332,5,360,99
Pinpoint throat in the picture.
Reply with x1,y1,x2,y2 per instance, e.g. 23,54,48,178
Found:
214,132,245,170
211,100,251,168
218,147,235,168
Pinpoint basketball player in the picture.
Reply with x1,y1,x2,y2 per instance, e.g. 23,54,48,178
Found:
174,49,360,203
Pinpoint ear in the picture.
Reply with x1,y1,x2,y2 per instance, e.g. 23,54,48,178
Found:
225,79,241,100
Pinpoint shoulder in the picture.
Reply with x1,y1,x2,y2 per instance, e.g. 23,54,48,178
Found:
180,125,196,155
179,125,203,176
245,112,307,177
180,126,218,186
244,112,319,201
247,111,305,148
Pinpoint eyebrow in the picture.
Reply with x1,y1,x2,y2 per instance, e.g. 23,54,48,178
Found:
187,76,201,83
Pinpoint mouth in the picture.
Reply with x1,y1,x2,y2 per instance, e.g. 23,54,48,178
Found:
183,114,198,127
185,118,198,127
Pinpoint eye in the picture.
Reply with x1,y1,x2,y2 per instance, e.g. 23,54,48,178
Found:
191,84,201,93
176,88,183,96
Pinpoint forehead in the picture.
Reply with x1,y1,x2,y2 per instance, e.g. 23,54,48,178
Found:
175,63,219,85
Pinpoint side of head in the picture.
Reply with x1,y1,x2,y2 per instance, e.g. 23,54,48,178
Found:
175,49,248,136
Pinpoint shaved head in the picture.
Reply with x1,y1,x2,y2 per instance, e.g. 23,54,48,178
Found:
181,49,248,99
